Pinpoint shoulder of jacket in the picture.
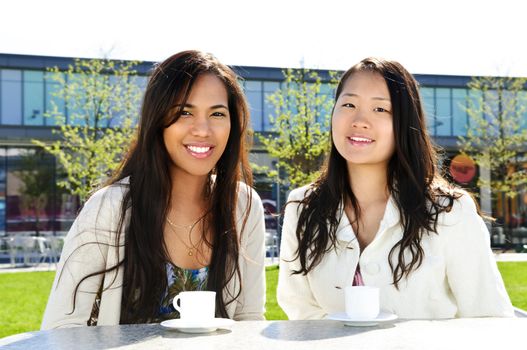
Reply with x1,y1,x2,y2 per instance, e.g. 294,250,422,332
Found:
236,181,263,206
287,183,315,201
437,189,479,226
84,182,129,213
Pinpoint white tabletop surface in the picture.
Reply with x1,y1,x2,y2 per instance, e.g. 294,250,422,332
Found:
1,318,525,350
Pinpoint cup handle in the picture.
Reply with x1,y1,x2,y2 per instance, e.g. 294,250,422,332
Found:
173,295,181,313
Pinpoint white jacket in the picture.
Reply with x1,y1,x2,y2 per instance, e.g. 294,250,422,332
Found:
277,185,514,319
41,180,266,329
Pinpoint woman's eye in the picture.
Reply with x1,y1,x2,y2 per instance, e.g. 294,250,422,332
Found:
342,103,355,108
211,112,226,118
374,107,390,113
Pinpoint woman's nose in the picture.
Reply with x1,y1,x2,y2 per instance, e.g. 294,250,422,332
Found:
191,116,211,137
351,111,369,129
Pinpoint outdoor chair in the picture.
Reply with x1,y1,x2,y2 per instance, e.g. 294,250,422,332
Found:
265,230,279,264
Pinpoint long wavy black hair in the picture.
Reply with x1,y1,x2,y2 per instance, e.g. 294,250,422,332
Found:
292,58,460,287
71,50,253,323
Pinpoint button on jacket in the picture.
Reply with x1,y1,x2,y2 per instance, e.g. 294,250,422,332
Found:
277,185,514,320
41,179,266,329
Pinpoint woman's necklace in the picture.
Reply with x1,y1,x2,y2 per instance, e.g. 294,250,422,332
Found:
166,216,203,256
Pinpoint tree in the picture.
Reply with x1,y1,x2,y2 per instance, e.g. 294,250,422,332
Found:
256,68,338,188
33,58,144,202
458,75,527,231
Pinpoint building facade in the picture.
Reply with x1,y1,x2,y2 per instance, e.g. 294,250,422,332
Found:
0,53,525,247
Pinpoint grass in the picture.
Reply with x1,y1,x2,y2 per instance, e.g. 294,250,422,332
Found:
1,262,525,338
497,262,527,311
265,265,287,320
0,271,55,338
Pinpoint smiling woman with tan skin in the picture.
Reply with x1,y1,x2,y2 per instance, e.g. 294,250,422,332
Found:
277,57,514,320
163,73,231,269
41,51,266,328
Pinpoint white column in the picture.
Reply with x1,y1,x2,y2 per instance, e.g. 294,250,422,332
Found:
479,165,492,215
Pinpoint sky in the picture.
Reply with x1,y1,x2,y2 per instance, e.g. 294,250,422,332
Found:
1,0,526,77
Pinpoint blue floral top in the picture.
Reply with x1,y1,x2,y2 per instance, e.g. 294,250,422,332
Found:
157,262,209,320
89,262,209,325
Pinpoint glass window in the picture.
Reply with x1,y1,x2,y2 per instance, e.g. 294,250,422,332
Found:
502,90,518,135
245,80,262,92
66,72,87,126
245,81,263,131
0,147,5,236
247,91,263,131
131,75,148,92
317,83,334,127
319,82,334,96
452,88,468,136
483,90,499,139
91,74,144,129
129,75,147,126
44,71,66,126
54,160,79,235
467,89,483,129
105,75,120,128
6,148,55,235
263,81,280,131
134,74,147,115
518,91,527,130
23,71,45,126
284,81,299,117
435,88,452,136
420,87,435,135
484,90,499,117
1,69,22,125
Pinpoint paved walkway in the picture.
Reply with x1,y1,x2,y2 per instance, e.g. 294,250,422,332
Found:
0,257,281,273
494,253,527,262
1,255,525,274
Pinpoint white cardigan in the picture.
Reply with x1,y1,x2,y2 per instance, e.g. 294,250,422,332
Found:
41,180,266,329
277,185,514,320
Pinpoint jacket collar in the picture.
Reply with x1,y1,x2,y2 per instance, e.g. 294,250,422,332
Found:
335,195,400,242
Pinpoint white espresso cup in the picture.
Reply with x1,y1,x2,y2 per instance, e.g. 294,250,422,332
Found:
173,291,216,321
344,286,380,320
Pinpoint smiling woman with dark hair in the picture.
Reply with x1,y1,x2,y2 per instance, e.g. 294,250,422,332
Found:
277,57,514,320
41,50,266,328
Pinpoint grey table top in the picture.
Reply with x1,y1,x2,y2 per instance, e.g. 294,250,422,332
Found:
1,318,525,350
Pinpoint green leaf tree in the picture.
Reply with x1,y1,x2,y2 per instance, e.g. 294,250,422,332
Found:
33,58,143,202
256,68,338,188
458,75,527,229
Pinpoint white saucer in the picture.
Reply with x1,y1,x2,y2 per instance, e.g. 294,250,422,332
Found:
327,311,398,327
160,318,235,333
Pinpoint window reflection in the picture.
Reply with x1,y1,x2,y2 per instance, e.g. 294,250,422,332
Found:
3,147,79,237
1,69,22,125
245,80,263,131
435,88,452,136
23,71,44,126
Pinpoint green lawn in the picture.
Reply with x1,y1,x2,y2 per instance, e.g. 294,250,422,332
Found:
265,265,287,320
0,271,55,339
1,262,525,339
497,262,527,311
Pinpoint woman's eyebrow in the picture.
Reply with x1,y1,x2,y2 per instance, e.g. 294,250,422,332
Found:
172,103,228,109
372,97,391,102
341,92,391,102
210,104,228,109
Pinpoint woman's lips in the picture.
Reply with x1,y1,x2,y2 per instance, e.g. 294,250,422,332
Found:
347,136,374,146
185,144,214,158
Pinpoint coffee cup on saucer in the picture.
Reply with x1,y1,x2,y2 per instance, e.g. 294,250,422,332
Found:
344,286,380,320
173,291,216,321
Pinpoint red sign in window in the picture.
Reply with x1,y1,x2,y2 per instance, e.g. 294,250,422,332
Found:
449,154,476,184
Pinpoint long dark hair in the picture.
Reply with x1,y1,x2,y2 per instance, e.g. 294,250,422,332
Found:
293,58,460,287
69,50,253,323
